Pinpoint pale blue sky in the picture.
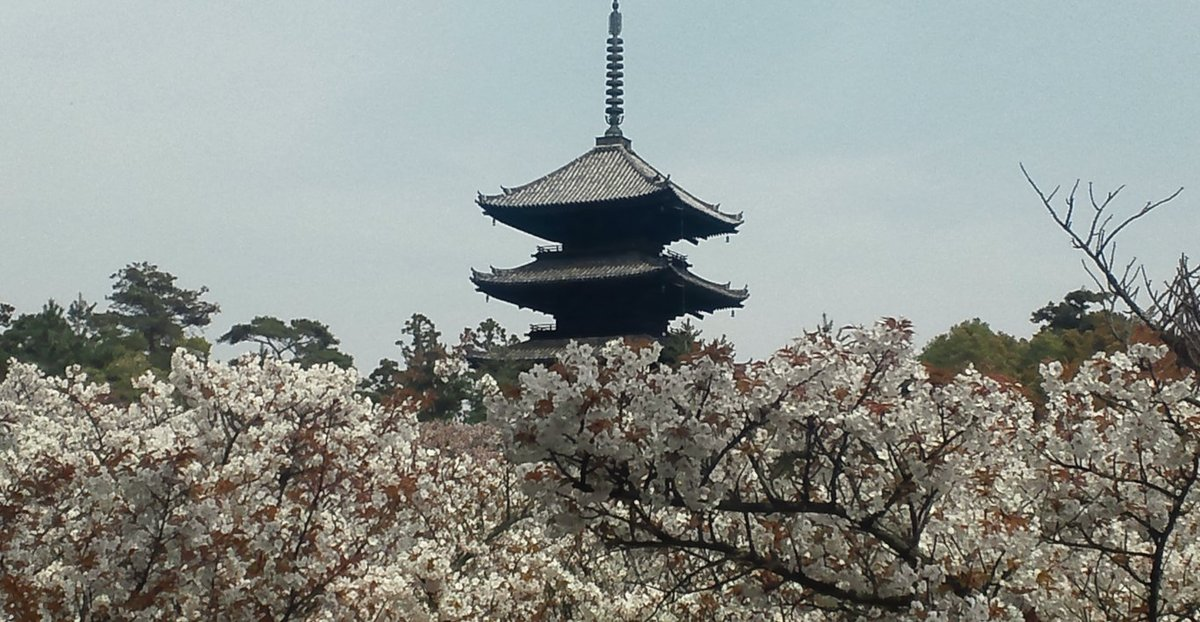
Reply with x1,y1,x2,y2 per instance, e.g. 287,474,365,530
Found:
3,1,1197,367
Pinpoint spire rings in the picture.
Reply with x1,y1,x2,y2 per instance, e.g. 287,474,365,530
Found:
604,1,625,136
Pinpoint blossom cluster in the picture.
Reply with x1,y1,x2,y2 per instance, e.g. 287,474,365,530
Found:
489,320,1200,620
490,320,1046,619
0,353,423,619
4,321,1199,620
1030,344,1200,619
0,354,658,621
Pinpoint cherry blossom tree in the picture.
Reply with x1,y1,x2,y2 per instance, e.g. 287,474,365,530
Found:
0,351,731,621
487,320,1200,620
1031,344,1200,620
1020,169,1200,620
490,320,1047,620
6,313,1200,620
0,353,418,619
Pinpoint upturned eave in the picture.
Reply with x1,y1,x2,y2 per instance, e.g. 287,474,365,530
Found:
475,140,743,235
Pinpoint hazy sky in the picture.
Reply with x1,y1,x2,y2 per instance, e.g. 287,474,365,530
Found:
3,1,1198,368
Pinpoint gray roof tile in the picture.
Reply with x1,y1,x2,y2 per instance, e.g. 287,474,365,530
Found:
472,252,661,285
478,142,742,226
471,252,749,301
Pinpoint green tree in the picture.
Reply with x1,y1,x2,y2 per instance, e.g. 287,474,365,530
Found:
67,294,157,399
919,319,1022,381
659,320,704,365
399,313,443,365
0,296,157,400
102,262,219,368
454,317,524,389
391,314,477,421
0,302,13,328
921,291,1135,405
456,318,519,356
364,314,448,415
1020,308,1130,381
366,315,521,423
1030,288,1111,331
219,316,354,369
360,358,402,404
1,266,217,400
0,301,87,377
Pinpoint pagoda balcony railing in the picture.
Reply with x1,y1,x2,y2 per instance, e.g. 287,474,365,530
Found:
535,244,563,256
529,323,557,335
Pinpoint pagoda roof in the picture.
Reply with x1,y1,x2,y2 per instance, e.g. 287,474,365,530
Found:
477,139,743,233
473,252,660,284
471,251,748,305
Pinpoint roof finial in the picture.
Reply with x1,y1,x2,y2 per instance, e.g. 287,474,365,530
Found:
604,1,625,137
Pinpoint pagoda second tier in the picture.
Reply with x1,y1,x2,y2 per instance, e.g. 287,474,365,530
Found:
477,136,743,248
471,250,747,339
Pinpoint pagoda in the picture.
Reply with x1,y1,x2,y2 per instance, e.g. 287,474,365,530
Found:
471,1,747,362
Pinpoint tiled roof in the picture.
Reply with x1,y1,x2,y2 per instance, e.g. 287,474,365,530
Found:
471,252,748,303
676,269,750,301
472,252,663,285
478,141,742,226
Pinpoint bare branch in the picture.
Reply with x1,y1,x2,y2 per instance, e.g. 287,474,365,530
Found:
1023,164,1195,371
